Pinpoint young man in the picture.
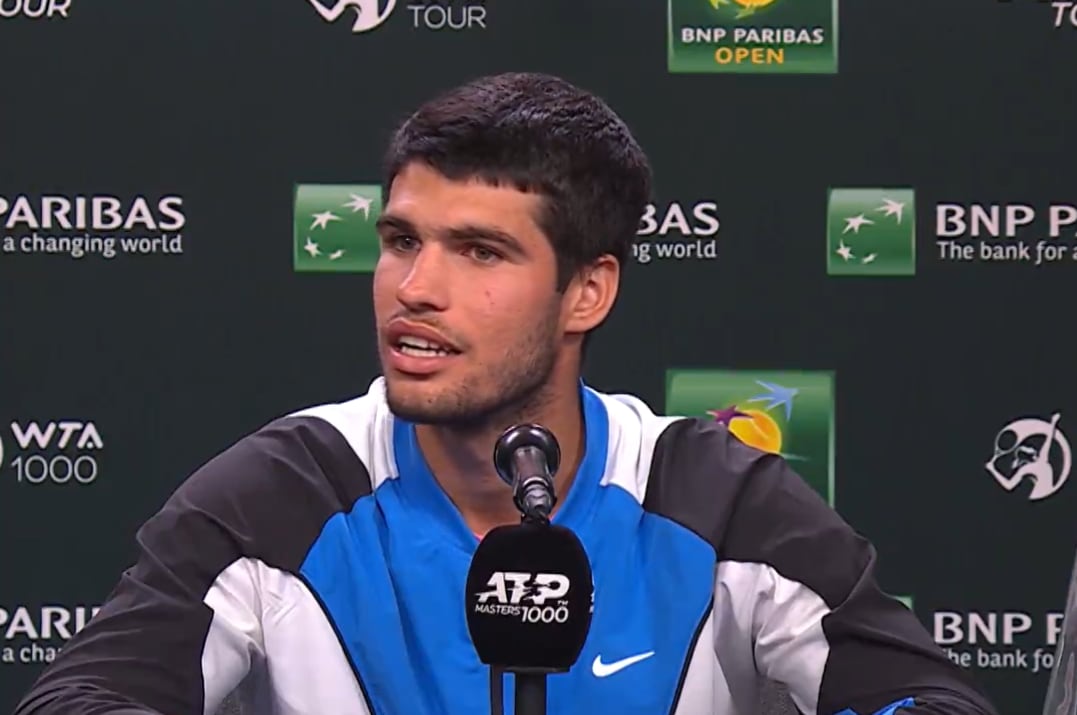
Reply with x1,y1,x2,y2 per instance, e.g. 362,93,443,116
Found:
14,73,997,715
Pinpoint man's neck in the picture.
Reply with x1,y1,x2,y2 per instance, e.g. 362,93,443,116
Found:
413,382,586,538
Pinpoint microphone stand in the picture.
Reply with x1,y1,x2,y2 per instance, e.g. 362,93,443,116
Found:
491,664,551,715
493,507,556,715
511,666,550,715
484,427,577,715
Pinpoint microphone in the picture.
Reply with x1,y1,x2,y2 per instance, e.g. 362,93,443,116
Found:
493,424,561,523
465,424,593,715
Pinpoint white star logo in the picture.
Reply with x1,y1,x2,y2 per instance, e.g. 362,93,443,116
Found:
843,214,874,234
861,253,877,264
328,249,345,261
835,239,854,262
876,199,905,223
344,194,373,219
310,211,342,231
304,237,321,257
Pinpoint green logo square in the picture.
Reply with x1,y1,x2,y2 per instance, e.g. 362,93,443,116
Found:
826,188,917,276
668,0,838,75
293,183,382,273
665,369,836,506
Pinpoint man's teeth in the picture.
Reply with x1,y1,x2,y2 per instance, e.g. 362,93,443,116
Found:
398,336,453,356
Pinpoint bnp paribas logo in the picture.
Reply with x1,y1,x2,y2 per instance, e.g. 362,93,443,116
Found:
665,369,835,506
827,188,917,277
668,0,838,74
293,184,382,273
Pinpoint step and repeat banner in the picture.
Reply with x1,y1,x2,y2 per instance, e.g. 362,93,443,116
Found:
1,1,1075,712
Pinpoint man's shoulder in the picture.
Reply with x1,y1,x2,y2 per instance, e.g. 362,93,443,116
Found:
211,375,393,489
135,379,395,571
586,384,847,556
584,382,760,501
279,376,396,485
584,380,754,456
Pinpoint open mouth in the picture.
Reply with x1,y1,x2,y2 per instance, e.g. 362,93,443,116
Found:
393,335,461,358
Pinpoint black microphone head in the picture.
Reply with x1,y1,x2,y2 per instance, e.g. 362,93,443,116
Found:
465,522,592,672
493,423,561,488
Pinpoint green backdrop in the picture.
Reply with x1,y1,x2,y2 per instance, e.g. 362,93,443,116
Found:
1,1,1074,712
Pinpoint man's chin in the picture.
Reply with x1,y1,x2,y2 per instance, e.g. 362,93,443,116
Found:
385,383,460,424
384,387,501,430
388,402,477,428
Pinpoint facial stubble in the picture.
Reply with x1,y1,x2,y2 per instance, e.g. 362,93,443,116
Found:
384,301,563,434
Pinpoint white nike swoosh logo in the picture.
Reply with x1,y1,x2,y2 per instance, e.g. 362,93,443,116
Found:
591,651,655,677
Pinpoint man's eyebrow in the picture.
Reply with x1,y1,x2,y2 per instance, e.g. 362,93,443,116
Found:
443,224,525,254
375,214,526,255
374,213,416,234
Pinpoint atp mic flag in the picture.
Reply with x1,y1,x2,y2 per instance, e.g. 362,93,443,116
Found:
465,522,593,671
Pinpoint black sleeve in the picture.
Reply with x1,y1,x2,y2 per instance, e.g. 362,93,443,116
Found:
12,415,369,715
646,417,1000,715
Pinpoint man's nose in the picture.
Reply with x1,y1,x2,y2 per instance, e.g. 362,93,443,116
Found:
396,243,450,311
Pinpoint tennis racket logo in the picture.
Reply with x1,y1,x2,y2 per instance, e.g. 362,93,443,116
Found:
305,0,396,33
986,413,1072,501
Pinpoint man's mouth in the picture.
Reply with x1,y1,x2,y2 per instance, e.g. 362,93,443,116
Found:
393,335,460,358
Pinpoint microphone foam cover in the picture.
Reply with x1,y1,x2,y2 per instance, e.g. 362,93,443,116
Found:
464,522,592,671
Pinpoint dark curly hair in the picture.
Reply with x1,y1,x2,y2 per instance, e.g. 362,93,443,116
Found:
381,72,652,293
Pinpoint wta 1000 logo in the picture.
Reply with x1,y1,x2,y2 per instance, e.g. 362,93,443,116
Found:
1,420,103,486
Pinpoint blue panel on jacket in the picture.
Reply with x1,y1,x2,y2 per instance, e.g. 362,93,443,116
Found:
299,388,717,714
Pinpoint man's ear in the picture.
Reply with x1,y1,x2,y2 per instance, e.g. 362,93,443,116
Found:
562,255,620,335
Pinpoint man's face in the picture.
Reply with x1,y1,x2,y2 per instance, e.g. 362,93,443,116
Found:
373,162,565,428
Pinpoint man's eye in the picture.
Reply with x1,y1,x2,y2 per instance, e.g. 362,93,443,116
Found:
468,244,501,263
385,235,418,251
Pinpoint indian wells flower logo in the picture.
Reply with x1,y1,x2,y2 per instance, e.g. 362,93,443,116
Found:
671,0,837,75
709,0,778,18
665,370,835,505
706,381,798,458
